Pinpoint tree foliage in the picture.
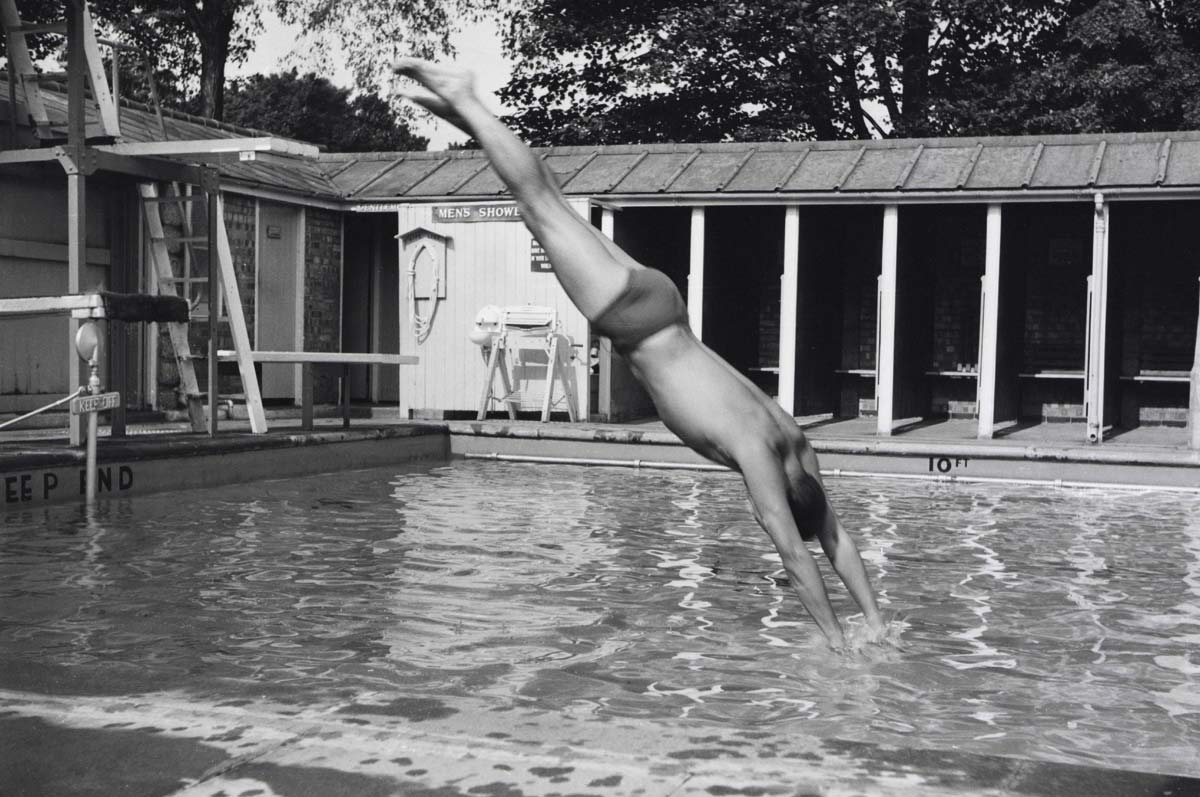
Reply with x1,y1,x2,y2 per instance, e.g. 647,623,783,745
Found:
273,0,497,95
2,0,480,123
499,0,1200,144
947,0,1200,134
224,69,428,151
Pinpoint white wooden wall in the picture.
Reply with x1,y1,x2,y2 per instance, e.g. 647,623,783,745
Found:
0,175,111,412
395,201,591,418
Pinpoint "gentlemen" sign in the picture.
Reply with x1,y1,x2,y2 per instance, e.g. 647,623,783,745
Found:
433,204,523,223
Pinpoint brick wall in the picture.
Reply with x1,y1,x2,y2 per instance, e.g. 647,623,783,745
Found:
303,208,343,403
931,238,982,373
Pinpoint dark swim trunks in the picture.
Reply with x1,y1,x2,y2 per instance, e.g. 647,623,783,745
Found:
592,267,688,351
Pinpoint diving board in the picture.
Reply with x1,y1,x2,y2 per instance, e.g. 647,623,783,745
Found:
0,291,188,321
98,137,320,164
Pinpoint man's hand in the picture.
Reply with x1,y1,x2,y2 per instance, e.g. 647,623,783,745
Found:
391,57,479,131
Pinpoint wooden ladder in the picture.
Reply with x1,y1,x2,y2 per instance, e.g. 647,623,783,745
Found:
138,183,266,433
0,0,121,141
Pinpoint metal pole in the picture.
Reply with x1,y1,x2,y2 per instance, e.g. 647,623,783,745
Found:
66,3,87,446
85,345,100,503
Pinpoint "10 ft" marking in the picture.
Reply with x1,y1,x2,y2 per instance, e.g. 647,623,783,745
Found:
929,456,969,473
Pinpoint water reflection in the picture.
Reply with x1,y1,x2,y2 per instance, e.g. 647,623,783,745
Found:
2,464,1199,775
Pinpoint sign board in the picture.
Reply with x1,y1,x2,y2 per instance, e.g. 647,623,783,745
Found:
433,204,523,223
531,240,552,272
70,392,120,415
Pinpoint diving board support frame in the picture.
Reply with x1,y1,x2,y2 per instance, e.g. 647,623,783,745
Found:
778,206,800,415
214,194,268,433
977,204,1002,439
218,351,418,431
876,204,899,436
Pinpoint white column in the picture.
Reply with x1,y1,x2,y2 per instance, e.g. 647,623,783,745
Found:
687,207,705,337
1189,276,1200,450
977,203,1002,438
778,206,800,415
598,207,617,420
294,209,307,403
876,204,899,436
1085,193,1110,443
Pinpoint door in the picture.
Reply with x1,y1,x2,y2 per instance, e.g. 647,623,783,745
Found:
257,202,301,401
374,228,400,402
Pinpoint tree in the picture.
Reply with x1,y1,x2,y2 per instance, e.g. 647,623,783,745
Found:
944,0,1200,134
273,0,497,94
3,0,481,123
498,0,1200,144
497,0,1060,144
224,70,428,151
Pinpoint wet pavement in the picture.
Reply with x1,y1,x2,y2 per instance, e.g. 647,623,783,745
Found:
5,686,1200,796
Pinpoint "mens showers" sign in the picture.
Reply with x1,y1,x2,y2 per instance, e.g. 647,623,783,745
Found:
432,204,523,223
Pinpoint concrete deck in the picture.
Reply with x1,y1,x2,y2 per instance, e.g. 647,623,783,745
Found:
447,415,1200,491
4,685,1199,796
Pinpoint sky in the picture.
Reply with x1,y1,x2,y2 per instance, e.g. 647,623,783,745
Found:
230,9,513,150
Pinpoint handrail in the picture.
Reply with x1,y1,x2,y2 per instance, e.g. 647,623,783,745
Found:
0,387,86,432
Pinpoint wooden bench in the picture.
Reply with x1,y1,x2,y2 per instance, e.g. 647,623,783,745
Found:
217,351,418,431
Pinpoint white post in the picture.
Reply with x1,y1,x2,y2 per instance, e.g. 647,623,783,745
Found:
598,207,617,420
294,209,307,404
876,204,899,436
688,207,705,337
1189,277,1199,449
977,204,1002,438
1085,193,1110,443
778,206,800,415
601,206,615,239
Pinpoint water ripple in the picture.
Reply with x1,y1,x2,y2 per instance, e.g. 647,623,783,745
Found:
2,462,1199,775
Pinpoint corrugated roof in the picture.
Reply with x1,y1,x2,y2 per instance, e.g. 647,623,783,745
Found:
9,79,1200,205
323,132,1200,203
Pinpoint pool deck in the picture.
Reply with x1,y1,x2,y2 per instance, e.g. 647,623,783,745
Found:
1,409,1198,511
5,684,1200,796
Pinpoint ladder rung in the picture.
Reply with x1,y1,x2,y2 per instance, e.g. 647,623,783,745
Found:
159,276,209,284
7,22,68,35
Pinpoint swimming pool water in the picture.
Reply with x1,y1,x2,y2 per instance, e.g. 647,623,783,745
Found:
2,461,1199,777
